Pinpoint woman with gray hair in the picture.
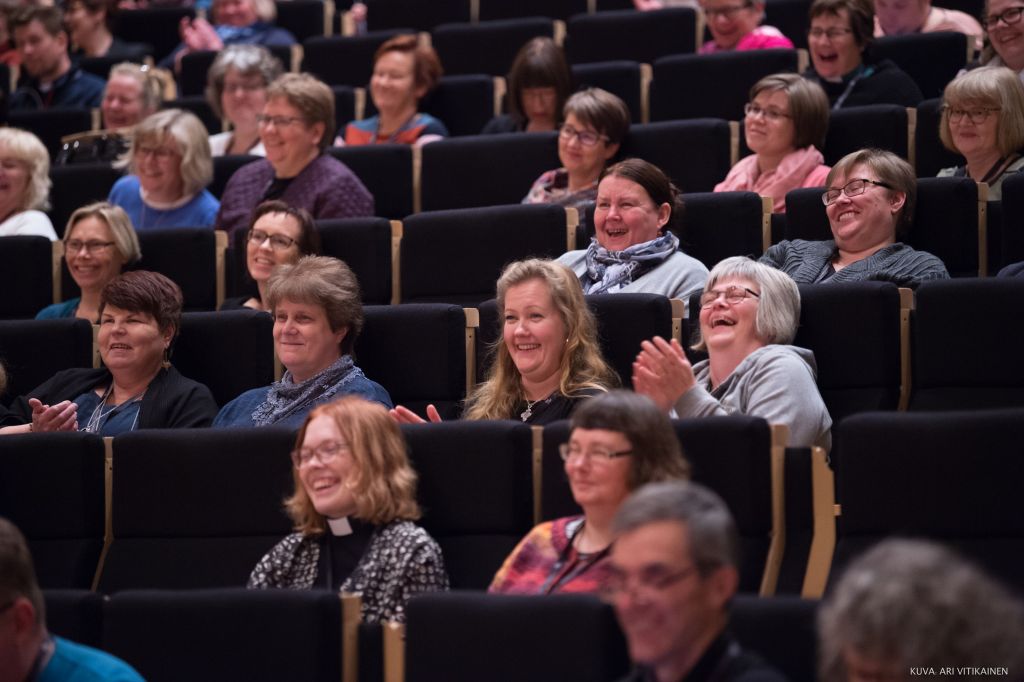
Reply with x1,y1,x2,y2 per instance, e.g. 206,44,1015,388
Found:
0,128,56,240
206,45,284,156
108,109,220,230
214,256,392,428
818,539,1024,681
634,256,831,449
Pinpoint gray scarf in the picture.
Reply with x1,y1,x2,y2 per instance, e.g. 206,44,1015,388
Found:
251,355,360,426
582,232,680,294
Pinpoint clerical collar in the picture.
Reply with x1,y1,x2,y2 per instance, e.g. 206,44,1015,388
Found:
327,516,353,536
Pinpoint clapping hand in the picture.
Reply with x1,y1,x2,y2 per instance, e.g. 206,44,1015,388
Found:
632,336,695,412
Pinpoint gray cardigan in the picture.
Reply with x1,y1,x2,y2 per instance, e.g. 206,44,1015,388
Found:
759,239,949,287
675,344,832,450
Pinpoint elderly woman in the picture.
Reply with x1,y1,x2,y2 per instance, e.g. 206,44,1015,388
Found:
37,203,140,321
206,45,283,157
716,74,832,213
1,271,217,435
160,0,295,71
0,128,56,240
65,0,145,58
523,88,630,216
393,258,618,425
108,109,220,230
343,35,447,146
249,396,447,621
979,0,1024,79
937,66,1024,200
804,0,923,108
490,390,690,594
216,73,374,237
557,159,708,309
760,148,949,285
214,256,391,428
221,200,321,311
699,0,794,53
482,37,572,134
634,256,832,449
818,539,1024,681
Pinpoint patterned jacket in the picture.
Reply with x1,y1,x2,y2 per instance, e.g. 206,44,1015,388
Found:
247,520,448,623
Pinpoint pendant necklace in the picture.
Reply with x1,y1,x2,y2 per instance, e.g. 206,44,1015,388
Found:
520,393,550,422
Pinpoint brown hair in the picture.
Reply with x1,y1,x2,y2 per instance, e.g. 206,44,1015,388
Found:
809,0,874,49
601,158,685,233
249,200,321,257
506,37,572,125
563,87,631,145
939,66,1024,158
826,148,916,235
749,72,830,150
100,270,184,342
0,517,45,626
11,5,64,36
266,73,336,151
65,201,141,265
374,34,443,95
285,396,421,534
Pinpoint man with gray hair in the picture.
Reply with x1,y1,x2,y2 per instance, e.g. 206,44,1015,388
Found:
607,481,787,682
0,517,143,682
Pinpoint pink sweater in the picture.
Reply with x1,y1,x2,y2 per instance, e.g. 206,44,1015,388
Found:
715,145,831,213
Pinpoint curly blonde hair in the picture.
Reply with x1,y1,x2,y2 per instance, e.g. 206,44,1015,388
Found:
463,259,618,420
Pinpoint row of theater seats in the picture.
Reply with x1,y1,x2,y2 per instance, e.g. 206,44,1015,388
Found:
40,588,818,682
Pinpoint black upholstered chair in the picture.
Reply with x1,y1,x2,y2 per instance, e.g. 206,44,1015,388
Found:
906,176,984,278
332,85,359,131
79,46,153,79
780,187,830,242
131,229,223,311
432,17,556,77
1001,173,1024,268
420,74,497,137
302,30,414,87
0,433,106,589
95,428,295,591
872,32,971,100
478,0,588,21
274,0,329,41
44,590,106,648
317,217,394,304
0,318,94,405
914,98,963,178
764,0,811,49
678,191,767,268
179,46,292,97
565,8,698,64
210,154,261,200
0,237,55,320
365,0,471,31
572,61,645,124
619,120,735,193
731,595,819,682
111,6,194,63
401,421,534,589
168,95,222,136
48,164,124,238
10,108,94,160
822,104,909,166
327,144,415,219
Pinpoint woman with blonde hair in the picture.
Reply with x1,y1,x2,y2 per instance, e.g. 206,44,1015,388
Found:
0,128,56,240
108,109,220,230
392,258,618,425
248,396,448,623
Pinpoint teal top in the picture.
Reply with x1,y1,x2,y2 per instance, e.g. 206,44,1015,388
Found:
37,636,144,682
36,298,81,320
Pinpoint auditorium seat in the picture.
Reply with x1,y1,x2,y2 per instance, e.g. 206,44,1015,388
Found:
131,229,226,311
907,176,986,277
619,119,735,193
432,17,556,77
331,84,359,130
275,0,332,41
44,590,105,648
48,163,124,238
872,31,971,100
0,433,106,589
398,204,574,305
111,6,195,64
731,595,819,682
679,191,768,267
565,8,698,64
405,593,631,682
317,217,395,304
780,187,830,242
179,46,294,97
401,421,534,589
169,95,222,135
914,98,962,177
1001,173,1024,268
909,278,1024,410
478,0,588,21
357,304,473,419
95,428,295,592
572,60,646,124
10,108,95,159
364,0,471,31
420,74,499,137
764,0,811,49
80,46,153,79
327,144,415,218
302,30,413,87
0,236,55,320
822,104,909,166
211,154,261,200
0,318,94,404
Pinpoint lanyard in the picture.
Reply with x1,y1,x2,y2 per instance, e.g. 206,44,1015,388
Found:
536,520,611,595
832,65,875,110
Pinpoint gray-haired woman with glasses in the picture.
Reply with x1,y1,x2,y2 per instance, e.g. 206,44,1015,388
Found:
634,256,832,450
220,201,321,311
759,148,949,286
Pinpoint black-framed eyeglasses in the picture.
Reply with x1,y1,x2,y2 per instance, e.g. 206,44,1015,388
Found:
808,26,854,40
66,240,115,254
984,5,1023,28
601,564,698,600
704,1,753,19
743,103,791,121
700,285,760,308
558,124,608,147
945,106,1000,125
558,443,633,463
248,229,297,251
256,114,306,128
290,440,349,468
821,178,894,206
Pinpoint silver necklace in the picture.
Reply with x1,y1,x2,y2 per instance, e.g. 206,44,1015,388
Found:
84,384,143,434
520,393,551,422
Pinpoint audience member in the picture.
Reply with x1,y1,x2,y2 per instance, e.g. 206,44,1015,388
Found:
0,128,57,240
978,0,1024,80
216,73,374,236
634,0,701,10
391,258,618,424
635,256,832,449
523,88,630,219
873,0,983,51
818,539,1024,682
221,200,321,311
214,256,391,428
9,5,104,110
761,148,949,285
37,202,141,321
490,390,690,594
249,396,448,622
108,108,220,230
0,517,145,682
0,6,19,66
609,481,787,682
699,0,794,53
716,73,831,213
804,0,923,108
342,35,447,146
558,159,708,309
160,0,295,72
481,37,572,134
65,0,147,59
1,271,217,435
206,44,283,156
937,66,1024,200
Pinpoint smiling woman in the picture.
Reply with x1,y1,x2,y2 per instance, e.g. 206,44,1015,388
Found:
699,0,794,52
0,128,57,240
214,256,392,429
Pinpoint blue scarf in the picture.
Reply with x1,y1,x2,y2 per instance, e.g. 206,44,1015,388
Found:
251,354,361,426
581,232,680,294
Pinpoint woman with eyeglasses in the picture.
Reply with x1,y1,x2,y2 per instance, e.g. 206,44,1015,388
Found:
489,390,690,595
220,201,321,312
107,109,220,231
699,0,793,53
249,396,448,622
206,45,284,157
37,203,140,321
634,256,832,450
804,0,922,108
760,148,949,286
936,66,1024,200
716,74,832,213
977,0,1024,78
523,88,630,218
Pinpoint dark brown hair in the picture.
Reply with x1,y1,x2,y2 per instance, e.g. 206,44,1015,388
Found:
249,200,321,256
506,37,572,125
809,0,874,49
374,34,443,95
11,5,64,36
100,270,184,343
601,158,685,233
